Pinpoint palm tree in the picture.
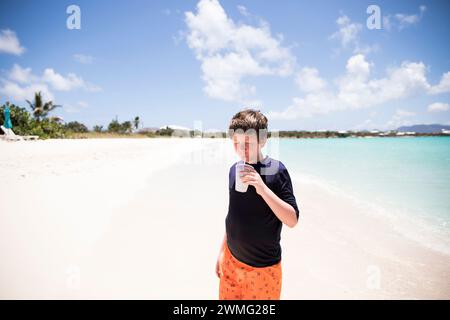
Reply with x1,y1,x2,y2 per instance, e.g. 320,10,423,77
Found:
133,116,140,131
26,91,61,122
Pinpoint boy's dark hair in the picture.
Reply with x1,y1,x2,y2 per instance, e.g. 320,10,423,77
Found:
228,108,268,141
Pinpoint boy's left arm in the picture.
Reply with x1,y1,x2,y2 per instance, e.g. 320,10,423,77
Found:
241,166,299,228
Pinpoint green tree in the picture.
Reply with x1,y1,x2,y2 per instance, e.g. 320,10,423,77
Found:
31,118,65,139
108,118,122,133
0,102,33,135
157,126,174,136
121,121,132,133
26,92,61,122
64,121,88,133
93,125,103,132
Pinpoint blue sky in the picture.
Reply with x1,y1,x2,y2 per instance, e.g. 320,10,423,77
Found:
0,0,449,131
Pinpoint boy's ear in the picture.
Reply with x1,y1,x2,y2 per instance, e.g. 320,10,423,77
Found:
258,128,268,146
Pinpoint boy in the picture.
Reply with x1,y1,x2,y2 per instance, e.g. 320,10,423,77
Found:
216,109,300,300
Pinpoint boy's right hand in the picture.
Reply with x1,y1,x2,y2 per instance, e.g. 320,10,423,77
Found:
215,251,224,278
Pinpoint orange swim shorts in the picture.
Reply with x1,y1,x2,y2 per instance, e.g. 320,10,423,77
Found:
219,242,282,300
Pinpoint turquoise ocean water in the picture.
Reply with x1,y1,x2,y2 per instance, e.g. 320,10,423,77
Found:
264,137,450,255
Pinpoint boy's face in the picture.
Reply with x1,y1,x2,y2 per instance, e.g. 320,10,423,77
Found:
232,131,266,164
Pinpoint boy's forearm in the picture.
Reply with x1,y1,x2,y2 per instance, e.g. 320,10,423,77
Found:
259,186,298,228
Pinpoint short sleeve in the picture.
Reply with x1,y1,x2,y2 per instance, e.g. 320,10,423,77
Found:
277,165,300,220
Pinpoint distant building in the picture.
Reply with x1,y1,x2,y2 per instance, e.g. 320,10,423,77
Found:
160,125,191,131
441,129,450,134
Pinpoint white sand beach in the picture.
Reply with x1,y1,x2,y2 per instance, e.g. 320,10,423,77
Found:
0,138,449,299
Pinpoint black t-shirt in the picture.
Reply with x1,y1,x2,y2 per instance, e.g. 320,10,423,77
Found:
225,156,300,267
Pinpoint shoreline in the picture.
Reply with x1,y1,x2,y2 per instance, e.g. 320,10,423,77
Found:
290,171,450,257
287,174,450,299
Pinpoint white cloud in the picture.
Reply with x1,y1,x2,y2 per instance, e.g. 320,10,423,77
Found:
0,80,54,102
237,5,249,17
330,15,377,54
185,0,295,103
8,64,36,83
267,54,450,120
41,68,101,92
382,16,392,31
73,54,94,64
330,15,361,48
395,14,420,27
384,108,417,129
337,58,430,109
266,91,341,120
353,108,417,131
429,72,450,94
0,29,25,55
42,68,85,91
295,67,327,92
384,6,427,31
0,64,101,103
427,102,450,113
345,54,371,78
1,67,51,101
